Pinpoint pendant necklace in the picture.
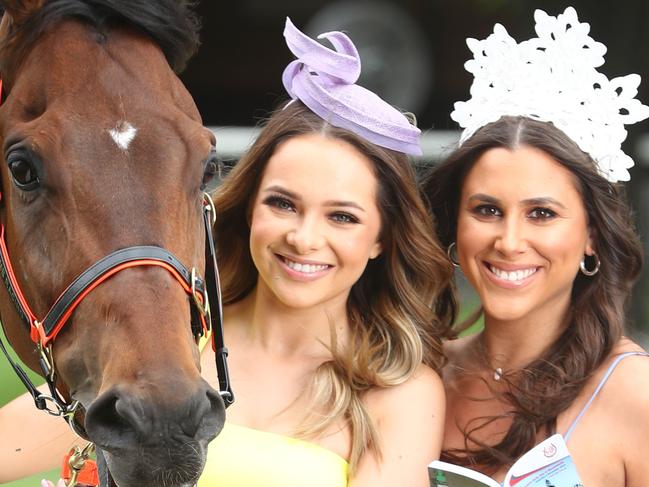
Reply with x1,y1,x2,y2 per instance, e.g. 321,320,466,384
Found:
493,367,504,381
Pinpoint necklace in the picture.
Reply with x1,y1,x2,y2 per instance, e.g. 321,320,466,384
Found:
475,333,508,381
493,367,504,381
477,337,505,381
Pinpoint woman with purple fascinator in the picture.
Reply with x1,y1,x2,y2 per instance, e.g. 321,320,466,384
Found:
195,18,452,487
1,18,453,487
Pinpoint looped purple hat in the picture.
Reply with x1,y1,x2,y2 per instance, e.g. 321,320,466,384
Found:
282,18,422,156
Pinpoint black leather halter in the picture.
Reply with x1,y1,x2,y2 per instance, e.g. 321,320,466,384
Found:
0,194,234,437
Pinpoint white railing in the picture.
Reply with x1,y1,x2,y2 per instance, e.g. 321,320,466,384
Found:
209,126,461,162
210,126,649,169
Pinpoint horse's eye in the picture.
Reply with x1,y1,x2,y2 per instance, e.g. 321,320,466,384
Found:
201,151,220,190
7,153,40,190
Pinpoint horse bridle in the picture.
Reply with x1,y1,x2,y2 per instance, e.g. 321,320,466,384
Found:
0,191,234,438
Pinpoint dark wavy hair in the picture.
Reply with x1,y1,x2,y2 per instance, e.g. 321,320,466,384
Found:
422,115,644,470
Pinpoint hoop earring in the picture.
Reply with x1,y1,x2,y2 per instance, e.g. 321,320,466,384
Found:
580,253,600,276
447,242,460,268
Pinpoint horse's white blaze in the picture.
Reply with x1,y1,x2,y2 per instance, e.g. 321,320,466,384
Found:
108,121,137,150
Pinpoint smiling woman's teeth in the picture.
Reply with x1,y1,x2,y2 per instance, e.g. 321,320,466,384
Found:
284,258,328,274
489,265,537,281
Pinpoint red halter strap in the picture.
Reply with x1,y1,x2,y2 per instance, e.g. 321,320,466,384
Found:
0,79,207,347
0,80,233,434
0,229,209,348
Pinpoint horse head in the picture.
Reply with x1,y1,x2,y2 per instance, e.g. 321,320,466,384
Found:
0,0,226,485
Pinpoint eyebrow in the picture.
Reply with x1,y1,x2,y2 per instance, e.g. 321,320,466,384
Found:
467,193,567,209
264,186,298,199
467,193,499,205
263,185,366,212
522,197,567,209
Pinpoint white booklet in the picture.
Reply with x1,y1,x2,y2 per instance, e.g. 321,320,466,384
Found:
429,434,583,487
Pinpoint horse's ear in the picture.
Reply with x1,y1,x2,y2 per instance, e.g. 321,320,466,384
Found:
1,0,46,26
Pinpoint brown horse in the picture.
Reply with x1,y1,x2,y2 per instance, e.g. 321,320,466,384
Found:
0,0,227,485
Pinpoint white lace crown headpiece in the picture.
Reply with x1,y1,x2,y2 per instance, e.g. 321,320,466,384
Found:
451,6,649,183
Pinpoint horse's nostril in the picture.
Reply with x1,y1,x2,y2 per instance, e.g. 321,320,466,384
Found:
85,390,140,450
178,386,226,440
84,383,225,451
181,393,208,437
200,387,227,439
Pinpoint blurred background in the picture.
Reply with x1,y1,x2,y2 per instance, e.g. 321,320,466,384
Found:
182,0,649,340
2,0,648,484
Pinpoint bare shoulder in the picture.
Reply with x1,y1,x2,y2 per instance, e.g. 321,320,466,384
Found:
600,338,649,405
362,365,445,470
596,339,649,482
365,364,445,419
587,338,649,446
353,365,445,484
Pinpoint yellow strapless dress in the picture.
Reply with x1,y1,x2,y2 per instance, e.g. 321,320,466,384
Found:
198,422,348,486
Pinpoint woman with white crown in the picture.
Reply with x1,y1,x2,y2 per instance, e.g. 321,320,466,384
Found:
424,6,649,485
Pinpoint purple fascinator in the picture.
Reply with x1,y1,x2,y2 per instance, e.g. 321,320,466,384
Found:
282,18,422,156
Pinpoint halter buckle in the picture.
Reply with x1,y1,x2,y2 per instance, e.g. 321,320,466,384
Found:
35,322,55,381
36,394,70,416
191,267,210,319
203,192,217,226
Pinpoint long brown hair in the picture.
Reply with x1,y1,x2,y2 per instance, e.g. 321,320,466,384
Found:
212,101,454,471
423,115,644,470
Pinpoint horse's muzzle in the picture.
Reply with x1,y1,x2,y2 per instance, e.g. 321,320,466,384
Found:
84,380,224,486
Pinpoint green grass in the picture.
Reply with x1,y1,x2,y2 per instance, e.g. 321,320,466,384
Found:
1,471,62,487
453,272,484,337
0,325,60,486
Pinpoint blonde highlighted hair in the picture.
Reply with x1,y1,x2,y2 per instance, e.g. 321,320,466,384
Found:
212,101,454,472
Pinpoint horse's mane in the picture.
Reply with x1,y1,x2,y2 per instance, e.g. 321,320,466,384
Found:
1,0,201,73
